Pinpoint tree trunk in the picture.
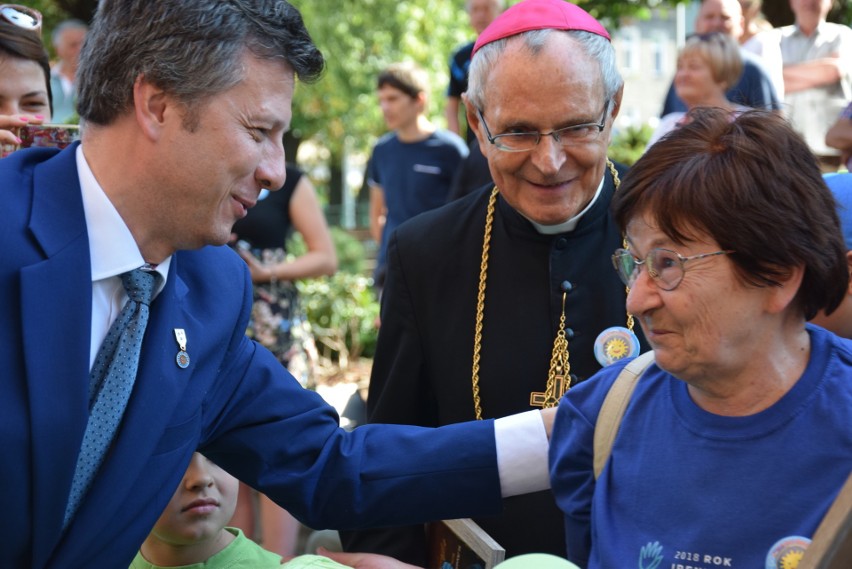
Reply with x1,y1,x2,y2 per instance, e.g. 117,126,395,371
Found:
763,0,850,27
54,0,97,22
327,150,344,227
283,132,302,167
762,0,794,27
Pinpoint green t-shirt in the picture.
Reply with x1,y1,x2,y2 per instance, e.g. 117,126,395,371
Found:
130,528,352,569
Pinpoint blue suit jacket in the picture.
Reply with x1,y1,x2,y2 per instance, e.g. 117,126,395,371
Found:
0,145,502,568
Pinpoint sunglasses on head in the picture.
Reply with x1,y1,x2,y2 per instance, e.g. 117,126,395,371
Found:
0,4,42,34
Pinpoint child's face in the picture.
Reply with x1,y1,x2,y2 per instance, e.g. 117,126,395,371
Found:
149,453,239,546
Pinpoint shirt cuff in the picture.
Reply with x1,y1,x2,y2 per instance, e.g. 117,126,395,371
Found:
494,410,551,497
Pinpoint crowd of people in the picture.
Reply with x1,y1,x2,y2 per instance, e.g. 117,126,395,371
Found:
1,1,851,568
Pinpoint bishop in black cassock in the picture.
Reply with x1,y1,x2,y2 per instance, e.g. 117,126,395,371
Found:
343,162,648,564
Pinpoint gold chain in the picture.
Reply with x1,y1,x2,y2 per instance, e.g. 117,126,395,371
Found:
471,186,498,420
539,292,570,408
609,161,636,332
470,159,631,419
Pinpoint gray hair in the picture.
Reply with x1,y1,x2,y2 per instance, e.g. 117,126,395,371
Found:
76,0,324,127
466,29,622,115
51,19,88,48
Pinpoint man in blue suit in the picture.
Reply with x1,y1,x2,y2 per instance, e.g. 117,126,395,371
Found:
0,1,552,567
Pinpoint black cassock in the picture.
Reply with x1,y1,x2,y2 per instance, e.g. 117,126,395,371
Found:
342,163,648,565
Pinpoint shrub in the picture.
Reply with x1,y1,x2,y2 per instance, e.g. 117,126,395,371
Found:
297,272,380,367
608,123,654,166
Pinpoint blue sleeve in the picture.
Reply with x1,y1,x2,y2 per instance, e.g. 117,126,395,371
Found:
367,146,381,187
548,362,626,565
448,49,468,98
729,58,781,110
660,81,685,117
198,327,503,531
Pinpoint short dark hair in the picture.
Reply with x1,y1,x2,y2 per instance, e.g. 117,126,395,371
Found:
612,108,848,320
377,62,429,99
76,0,324,127
0,23,52,117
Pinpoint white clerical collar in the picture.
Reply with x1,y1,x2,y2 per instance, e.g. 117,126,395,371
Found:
76,145,170,290
525,175,605,235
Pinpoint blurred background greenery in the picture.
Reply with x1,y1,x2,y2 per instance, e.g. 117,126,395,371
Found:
33,0,849,218
28,0,850,377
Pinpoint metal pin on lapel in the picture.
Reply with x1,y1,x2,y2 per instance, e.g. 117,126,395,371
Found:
174,328,190,369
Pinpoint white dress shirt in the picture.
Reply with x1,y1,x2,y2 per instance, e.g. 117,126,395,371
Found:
76,145,170,370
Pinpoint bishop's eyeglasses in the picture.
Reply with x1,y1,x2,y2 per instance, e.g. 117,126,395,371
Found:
476,99,610,152
612,248,734,291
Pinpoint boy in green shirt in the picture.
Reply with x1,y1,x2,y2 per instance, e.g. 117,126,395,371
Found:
131,453,351,569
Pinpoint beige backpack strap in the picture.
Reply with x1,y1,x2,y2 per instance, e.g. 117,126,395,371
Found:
797,469,852,568
593,351,655,479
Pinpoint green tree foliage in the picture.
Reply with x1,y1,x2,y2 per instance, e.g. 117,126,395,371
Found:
287,228,380,363
291,0,471,155
298,272,380,364
290,0,704,160
609,123,655,166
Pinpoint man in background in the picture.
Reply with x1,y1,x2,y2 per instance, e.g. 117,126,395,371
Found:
781,0,852,170
826,101,852,170
444,0,503,201
368,62,467,288
811,172,852,337
49,19,87,122
445,0,504,143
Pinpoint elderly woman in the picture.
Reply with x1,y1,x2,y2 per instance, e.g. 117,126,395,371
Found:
550,108,852,568
0,5,51,155
646,32,746,150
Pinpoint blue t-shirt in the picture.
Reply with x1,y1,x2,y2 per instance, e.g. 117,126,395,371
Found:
369,130,468,271
550,324,852,569
448,41,474,99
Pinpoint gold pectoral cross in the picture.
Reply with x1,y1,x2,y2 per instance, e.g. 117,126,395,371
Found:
530,373,571,408
531,291,572,409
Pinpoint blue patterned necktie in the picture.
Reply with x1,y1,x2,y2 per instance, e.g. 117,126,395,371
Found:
63,268,160,529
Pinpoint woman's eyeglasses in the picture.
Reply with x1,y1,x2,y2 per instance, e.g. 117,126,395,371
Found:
612,247,734,291
0,5,42,34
